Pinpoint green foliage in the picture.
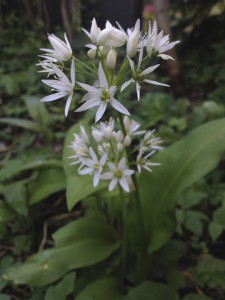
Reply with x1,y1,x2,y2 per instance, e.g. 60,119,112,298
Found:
139,118,225,252
4,216,120,286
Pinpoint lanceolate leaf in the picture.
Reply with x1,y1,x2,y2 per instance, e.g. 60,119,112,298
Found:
4,217,120,286
139,118,225,252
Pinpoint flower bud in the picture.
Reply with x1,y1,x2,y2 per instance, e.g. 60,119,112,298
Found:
124,135,131,146
106,49,117,69
126,31,139,58
92,130,103,143
117,143,124,152
87,48,97,59
115,130,124,143
103,126,113,138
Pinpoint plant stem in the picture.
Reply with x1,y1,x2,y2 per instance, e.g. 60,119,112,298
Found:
119,186,127,280
118,113,146,282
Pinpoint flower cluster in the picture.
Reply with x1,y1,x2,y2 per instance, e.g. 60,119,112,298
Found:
38,18,179,119
69,117,162,192
38,18,179,192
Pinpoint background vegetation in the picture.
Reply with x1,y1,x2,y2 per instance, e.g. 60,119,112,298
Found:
1,0,225,299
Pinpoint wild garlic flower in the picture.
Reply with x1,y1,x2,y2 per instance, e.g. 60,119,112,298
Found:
75,63,130,122
145,21,180,60
101,158,134,192
40,33,73,62
40,58,75,116
121,44,169,101
70,117,162,192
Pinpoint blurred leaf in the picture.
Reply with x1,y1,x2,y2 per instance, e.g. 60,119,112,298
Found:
139,118,225,252
2,180,28,216
24,96,51,125
208,221,224,241
44,272,75,300
27,167,66,204
128,281,178,300
5,217,120,286
213,206,225,225
182,293,212,300
76,277,128,300
0,158,62,181
0,201,15,224
0,117,53,139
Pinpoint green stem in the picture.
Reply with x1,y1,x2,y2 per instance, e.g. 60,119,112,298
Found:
118,113,146,283
119,185,127,280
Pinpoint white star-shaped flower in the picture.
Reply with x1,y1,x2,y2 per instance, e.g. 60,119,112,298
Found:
79,147,107,187
75,63,130,122
145,21,180,59
40,58,75,116
101,157,134,192
121,44,169,101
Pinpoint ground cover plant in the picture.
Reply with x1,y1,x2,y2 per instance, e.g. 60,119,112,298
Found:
1,2,225,299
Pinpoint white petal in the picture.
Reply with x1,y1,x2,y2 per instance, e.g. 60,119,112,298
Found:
71,58,75,84
101,172,113,180
121,79,133,92
40,92,67,102
75,98,100,112
93,172,100,187
89,147,98,162
136,82,141,101
118,157,126,169
109,178,118,191
79,167,93,175
98,63,108,89
119,177,130,192
110,99,130,115
95,103,107,122
65,93,73,116
143,79,170,87
51,63,70,84
77,82,100,94
141,64,160,76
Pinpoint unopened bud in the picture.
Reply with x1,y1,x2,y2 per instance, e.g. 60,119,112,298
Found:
124,135,131,146
87,48,96,59
92,130,103,143
103,126,113,138
115,130,124,143
106,49,117,69
117,143,124,152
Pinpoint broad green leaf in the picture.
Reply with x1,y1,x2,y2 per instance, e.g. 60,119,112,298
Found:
66,175,106,211
24,96,51,126
128,281,178,300
0,158,62,181
139,118,225,252
2,181,28,216
5,217,120,286
44,272,75,300
53,216,118,247
5,240,119,286
63,121,106,210
75,277,128,300
0,117,52,138
27,167,66,204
